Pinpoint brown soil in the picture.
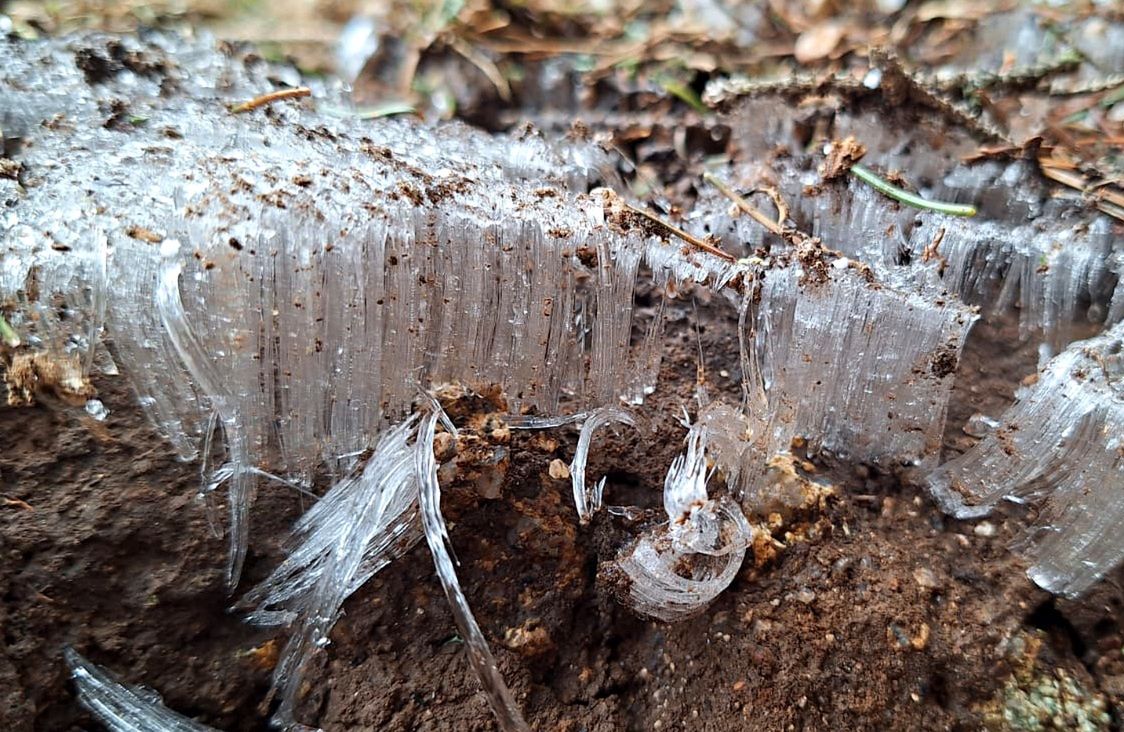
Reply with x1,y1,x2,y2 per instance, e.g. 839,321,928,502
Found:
2,293,1121,731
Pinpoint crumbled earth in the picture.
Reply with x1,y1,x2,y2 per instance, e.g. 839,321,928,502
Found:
1,296,1121,731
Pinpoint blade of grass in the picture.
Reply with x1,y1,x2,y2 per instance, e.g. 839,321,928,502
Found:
320,102,417,119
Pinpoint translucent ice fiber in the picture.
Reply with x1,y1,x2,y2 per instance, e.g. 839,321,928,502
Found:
568,407,637,522
240,417,420,729
613,422,753,622
928,321,1124,597
747,251,976,469
65,648,220,732
416,410,529,732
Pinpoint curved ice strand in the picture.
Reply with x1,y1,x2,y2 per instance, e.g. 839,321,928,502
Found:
64,648,220,731
614,423,753,621
569,407,636,522
156,242,253,588
416,409,530,732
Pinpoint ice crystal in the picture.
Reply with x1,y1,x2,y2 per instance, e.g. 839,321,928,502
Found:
612,422,753,622
237,417,420,728
568,408,637,522
745,253,976,469
928,322,1124,597
64,649,219,732
714,101,1122,351
416,410,529,732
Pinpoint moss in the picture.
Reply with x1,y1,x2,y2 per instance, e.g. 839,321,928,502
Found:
982,632,1111,732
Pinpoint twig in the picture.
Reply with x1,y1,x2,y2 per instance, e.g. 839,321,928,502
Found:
603,190,734,262
758,185,790,231
1038,161,1124,223
0,313,21,347
850,163,977,217
3,496,33,511
623,202,735,262
703,172,784,236
230,87,311,114
448,36,511,101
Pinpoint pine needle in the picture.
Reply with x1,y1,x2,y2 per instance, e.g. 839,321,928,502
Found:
850,163,977,217
230,87,312,114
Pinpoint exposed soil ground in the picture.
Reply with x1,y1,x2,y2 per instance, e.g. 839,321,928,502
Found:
2,297,1121,731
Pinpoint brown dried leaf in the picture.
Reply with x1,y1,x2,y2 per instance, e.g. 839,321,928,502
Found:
794,22,845,64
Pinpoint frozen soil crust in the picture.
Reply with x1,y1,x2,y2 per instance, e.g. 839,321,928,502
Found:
3,306,1122,731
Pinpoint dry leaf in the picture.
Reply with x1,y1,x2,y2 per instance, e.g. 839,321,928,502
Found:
794,22,845,64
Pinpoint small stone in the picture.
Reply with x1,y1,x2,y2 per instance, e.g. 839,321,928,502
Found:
910,623,930,650
795,588,816,604
502,620,554,657
548,458,570,480
913,567,941,590
974,521,997,538
794,23,845,64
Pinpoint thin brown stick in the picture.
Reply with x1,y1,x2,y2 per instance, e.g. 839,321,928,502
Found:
3,496,33,511
448,36,512,101
621,201,736,262
703,172,784,236
758,184,790,230
1039,164,1124,223
231,87,312,114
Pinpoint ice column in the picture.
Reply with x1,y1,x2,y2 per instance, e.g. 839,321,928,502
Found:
928,322,1124,596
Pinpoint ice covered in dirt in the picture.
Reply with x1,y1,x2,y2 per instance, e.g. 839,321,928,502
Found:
709,89,1123,351
1,33,976,522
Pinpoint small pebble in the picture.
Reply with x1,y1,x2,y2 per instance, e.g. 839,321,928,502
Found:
974,521,997,538
548,458,570,480
795,588,816,604
913,567,941,590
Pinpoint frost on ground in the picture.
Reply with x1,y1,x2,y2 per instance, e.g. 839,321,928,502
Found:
0,29,1121,732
